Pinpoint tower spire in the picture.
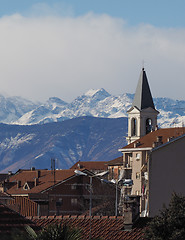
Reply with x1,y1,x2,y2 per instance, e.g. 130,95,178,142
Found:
126,68,159,144
132,68,155,110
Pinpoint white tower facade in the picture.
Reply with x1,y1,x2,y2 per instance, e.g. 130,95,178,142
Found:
126,68,159,144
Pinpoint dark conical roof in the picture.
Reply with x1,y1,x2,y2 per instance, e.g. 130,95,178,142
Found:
132,68,155,110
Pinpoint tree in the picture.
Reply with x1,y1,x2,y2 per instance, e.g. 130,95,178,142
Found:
144,193,185,240
9,224,82,240
36,224,82,240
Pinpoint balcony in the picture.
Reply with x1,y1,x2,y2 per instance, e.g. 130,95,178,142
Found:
123,163,132,170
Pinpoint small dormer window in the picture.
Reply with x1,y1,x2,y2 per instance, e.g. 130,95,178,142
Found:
23,182,30,190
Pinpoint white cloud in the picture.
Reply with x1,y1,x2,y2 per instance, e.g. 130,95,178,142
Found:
0,12,184,102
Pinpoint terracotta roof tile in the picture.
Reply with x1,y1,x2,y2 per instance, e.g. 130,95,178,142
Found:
28,215,149,240
107,156,123,166
70,161,108,171
0,174,9,182
122,127,185,149
0,203,39,233
7,169,76,195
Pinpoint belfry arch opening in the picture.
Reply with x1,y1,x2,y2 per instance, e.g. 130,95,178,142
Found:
146,118,152,134
131,118,137,136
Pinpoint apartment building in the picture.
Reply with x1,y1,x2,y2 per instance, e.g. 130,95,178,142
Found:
119,68,185,216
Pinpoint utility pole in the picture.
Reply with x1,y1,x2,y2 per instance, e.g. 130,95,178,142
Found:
51,158,56,185
51,158,56,215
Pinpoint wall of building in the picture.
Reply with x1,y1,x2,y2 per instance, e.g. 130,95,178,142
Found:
46,175,117,216
131,151,143,196
149,136,185,217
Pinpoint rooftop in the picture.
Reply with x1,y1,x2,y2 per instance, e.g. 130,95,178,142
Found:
70,161,108,171
28,215,150,240
0,202,39,233
7,169,77,195
107,156,123,166
121,127,185,150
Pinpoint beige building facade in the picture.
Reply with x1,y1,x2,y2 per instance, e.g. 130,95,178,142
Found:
120,127,185,216
119,68,185,217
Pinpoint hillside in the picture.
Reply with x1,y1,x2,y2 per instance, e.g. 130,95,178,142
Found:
0,117,127,173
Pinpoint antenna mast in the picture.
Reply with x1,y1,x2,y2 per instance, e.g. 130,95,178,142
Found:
51,158,56,185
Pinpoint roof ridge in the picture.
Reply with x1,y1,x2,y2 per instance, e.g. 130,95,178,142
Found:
29,215,125,220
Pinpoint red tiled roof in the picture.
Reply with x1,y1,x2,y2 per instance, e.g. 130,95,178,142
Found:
0,202,39,233
0,174,9,182
122,127,185,149
28,215,150,240
71,161,108,171
7,169,76,195
107,156,123,166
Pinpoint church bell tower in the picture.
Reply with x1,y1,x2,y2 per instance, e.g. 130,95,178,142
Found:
126,68,159,144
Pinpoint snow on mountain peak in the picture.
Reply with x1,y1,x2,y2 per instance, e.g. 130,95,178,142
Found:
0,89,184,128
84,88,110,98
47,97,67,105
85,89,101,97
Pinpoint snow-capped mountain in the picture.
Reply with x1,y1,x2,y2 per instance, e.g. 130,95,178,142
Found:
0,89,184,128
0,89,184,172
0,117,127,173
0,94,39,123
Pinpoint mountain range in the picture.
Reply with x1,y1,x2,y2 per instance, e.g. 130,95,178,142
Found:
0,88,185,128
0,117,127,173
0,88,184,173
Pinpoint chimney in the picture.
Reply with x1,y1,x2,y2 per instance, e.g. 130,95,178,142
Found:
167,136,174,142
8,171,12,176
123,195,140,231
17,180,21,188
0,181,5,193
35,178,39,186
134,142,141,148
37,170,41,178
157,136,163,143
153,136,163,148
152,142,157,148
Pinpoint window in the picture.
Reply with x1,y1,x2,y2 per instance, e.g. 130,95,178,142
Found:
71,184,77,190
136,153,140,160
111,167,114,179
118,168,120,179
136,172,140,180
135,190,140,195
71,198,78,205
146,118,152,134
23,182,30,190
56,198,63,207
131,118,137,136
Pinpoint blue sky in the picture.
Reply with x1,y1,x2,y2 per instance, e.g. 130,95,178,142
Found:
0,0,184,27
0,1,185,102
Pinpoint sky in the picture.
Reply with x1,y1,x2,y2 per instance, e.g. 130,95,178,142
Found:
0,0,185,102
